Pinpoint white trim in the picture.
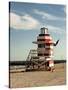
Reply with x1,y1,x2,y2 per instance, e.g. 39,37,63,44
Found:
37,36,52,40
46,58,51,61
49,63,54,67
45,45,54,49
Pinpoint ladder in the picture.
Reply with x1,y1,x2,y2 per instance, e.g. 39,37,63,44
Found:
26,49,37,61
26,49,38,69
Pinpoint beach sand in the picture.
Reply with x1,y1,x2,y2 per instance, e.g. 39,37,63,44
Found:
9,63,66,88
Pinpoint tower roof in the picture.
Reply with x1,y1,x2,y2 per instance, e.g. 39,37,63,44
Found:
40,27,48,34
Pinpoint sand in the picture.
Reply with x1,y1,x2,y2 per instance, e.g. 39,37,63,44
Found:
9,63,66,88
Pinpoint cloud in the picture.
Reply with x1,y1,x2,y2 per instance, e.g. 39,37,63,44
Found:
47,25,65,34
34,9,65,21
47,25,61,31
10,12,66,35
10,12,40,30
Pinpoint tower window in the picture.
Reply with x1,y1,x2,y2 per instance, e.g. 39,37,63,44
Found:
38,44,45,48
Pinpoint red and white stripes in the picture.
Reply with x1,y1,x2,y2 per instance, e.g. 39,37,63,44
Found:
33,27,55,69
37,35,54,58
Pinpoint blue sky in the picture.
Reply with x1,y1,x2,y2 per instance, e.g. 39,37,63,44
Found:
10,2,66,61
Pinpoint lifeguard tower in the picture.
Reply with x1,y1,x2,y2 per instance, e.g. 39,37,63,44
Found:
26,27,59,71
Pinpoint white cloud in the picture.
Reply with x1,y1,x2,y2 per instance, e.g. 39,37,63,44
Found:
10,12,40,30
34,9,65,21
10,12,66,35
47,25,61,31
47,25,65,34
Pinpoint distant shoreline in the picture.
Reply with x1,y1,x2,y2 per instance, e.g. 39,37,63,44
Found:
9,60,66,66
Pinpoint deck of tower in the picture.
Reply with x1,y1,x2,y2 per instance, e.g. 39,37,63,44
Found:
26,49,49,71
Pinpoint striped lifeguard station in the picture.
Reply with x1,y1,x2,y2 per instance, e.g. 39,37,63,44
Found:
32,27,59,71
